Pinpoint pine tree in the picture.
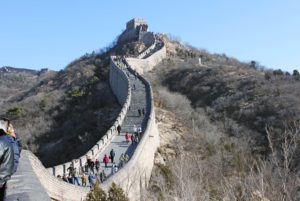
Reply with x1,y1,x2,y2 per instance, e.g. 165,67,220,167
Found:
107,182,129,201
86,182,107,201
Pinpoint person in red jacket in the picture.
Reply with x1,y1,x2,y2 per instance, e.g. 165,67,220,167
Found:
125,132,130,143
103,154,109,168
130,134,135,143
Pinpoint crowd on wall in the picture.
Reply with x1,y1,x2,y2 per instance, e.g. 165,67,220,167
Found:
56,151,130,188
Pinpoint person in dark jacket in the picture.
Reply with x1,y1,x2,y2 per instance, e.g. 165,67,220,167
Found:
0,129,14,200
2,135,21,174
0,118,21,174
117,125,121,135
110,149,116,163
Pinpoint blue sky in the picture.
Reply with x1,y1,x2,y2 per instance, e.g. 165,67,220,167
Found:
0,0,299,72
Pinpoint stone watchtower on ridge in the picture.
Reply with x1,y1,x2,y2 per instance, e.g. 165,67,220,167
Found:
119,18,149,43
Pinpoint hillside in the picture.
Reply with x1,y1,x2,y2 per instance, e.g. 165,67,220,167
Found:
144,36,300,201
0,66,51,104
0,53,122,166
0,35,152,167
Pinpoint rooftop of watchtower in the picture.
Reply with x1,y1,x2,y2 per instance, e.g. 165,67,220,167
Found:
126,18,147,30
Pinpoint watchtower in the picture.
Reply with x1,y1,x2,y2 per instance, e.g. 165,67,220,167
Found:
118,18,149,43
126,18,148,31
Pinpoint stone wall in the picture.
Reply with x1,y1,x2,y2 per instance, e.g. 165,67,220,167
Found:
27,151,90,201
118,28,138,44
137,32,156,59
140,32,156,47
100,66,160,201
126,40,167,74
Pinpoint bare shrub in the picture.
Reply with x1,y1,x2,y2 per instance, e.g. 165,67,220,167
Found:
156,87,192,125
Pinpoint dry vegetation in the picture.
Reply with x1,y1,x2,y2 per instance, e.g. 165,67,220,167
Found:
144,38,300,201
0,31,158,168
0,33,152,167
0,52,121,167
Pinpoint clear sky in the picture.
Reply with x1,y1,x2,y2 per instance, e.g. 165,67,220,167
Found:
0,0,299,72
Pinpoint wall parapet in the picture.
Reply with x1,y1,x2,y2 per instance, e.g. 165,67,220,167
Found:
126,38,166,74
28,150,90,201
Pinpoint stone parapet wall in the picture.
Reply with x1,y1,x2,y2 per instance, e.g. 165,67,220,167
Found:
126,41,167,74
140,32,156,48
138,32,156,59
100,64,160,200
27,151,90,201
118,29,138,44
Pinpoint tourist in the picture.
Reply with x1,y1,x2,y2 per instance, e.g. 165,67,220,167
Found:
95,159,100,172
117,125,121,135
88,173,95,188
103,154,109,168
87,157,92,169
84,162,89,173
131,134,135,143
119,153,125,167
135,135,139,144
67,164,74,177
142,108,145,116
124,154,129,162
125,132,130,143
57,175,62,180
110,149,116,163
90,160,95,174
0,128,15,199
62,174,68,182
81,174,87,186
99,170,106,183
111,163,118,175
133,124,137,135
72,168,80,185
138,126,142,138
138,109,141,116
67,175,73,184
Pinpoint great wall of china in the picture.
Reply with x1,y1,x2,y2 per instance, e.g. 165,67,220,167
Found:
6,19,167,201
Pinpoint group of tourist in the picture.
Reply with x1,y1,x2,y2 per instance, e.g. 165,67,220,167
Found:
54,58,147,188
124,124,143,144
57,150,130,188
138,108,145,117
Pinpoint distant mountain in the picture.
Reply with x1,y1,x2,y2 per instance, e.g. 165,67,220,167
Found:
0,66,53,104
0,66,40,75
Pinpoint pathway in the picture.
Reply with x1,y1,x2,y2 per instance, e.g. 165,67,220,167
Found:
96,61,149,177
6,151,52,201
